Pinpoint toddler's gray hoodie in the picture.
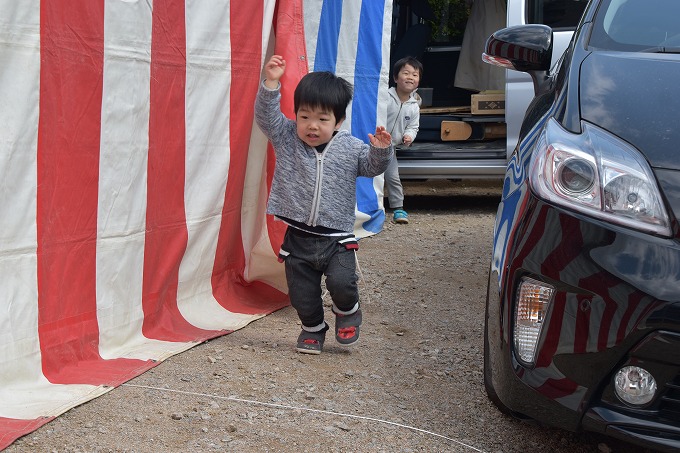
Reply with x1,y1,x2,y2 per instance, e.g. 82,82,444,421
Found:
255,82,393,233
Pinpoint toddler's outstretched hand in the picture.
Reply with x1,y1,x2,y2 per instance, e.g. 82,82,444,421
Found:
368,126,392,148
264,55,286,89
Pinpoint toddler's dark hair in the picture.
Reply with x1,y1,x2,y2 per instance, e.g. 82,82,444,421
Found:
392,56,424,79
294,71,353,123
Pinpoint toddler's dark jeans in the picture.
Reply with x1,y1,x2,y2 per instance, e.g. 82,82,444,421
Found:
281,227,359,329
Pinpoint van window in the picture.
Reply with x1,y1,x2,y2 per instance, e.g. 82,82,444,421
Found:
526,0,589,29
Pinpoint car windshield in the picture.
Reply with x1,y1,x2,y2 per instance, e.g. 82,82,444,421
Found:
589,0,680,51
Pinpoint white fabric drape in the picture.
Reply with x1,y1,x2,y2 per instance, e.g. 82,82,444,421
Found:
454,0,507,92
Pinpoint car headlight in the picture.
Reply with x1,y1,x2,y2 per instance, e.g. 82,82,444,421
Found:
529,119,671,237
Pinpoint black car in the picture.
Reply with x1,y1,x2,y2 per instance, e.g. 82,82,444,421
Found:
482,0,680,451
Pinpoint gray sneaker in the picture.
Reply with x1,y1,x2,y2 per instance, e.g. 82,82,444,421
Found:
296,323,328,354
334,308,362,345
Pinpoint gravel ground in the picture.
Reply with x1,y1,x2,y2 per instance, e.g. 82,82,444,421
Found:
5,180,647,452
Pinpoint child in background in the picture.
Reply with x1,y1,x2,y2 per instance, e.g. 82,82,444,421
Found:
386,56,423,225
254,55,393,354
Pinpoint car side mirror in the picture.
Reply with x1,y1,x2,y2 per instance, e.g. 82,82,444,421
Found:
483,24,553,94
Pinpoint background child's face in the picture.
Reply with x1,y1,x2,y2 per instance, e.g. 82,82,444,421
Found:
296,105,343,147
394,64,420,96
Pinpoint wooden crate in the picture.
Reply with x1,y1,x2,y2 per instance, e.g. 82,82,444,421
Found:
471,93,505,115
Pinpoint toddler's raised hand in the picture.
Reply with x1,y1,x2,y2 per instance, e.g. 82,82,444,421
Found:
368,126,392,149
264,55,286,89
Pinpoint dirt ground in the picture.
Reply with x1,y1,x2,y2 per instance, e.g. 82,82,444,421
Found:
5,180,646,452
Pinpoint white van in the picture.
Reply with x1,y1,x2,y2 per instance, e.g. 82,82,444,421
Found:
391,0,589,179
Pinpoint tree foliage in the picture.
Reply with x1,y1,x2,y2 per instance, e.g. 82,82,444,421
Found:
426,0,470,43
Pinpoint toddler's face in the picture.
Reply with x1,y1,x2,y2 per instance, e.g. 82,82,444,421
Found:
394,64,420,95
296,105,343,147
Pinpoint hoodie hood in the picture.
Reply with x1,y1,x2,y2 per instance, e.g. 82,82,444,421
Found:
388,86,420,104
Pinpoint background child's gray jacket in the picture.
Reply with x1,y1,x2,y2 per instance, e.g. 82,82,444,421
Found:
386,86,420,146
255,82,393,233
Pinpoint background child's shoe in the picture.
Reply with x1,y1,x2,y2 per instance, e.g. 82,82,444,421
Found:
393,209,409,224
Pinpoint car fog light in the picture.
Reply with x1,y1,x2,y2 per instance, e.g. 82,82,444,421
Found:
514,277,554,364
614,366,657,405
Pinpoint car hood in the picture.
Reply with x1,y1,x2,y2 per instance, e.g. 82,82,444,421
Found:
579,52,680,170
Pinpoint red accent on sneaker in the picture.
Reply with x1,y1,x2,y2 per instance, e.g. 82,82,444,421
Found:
337,326,357,340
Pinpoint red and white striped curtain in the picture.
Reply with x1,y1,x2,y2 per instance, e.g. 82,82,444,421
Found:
0,0,392,448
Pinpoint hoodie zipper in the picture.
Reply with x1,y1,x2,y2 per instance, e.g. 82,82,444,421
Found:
307,132,340,226
389,102,403,138
389,88,415,141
